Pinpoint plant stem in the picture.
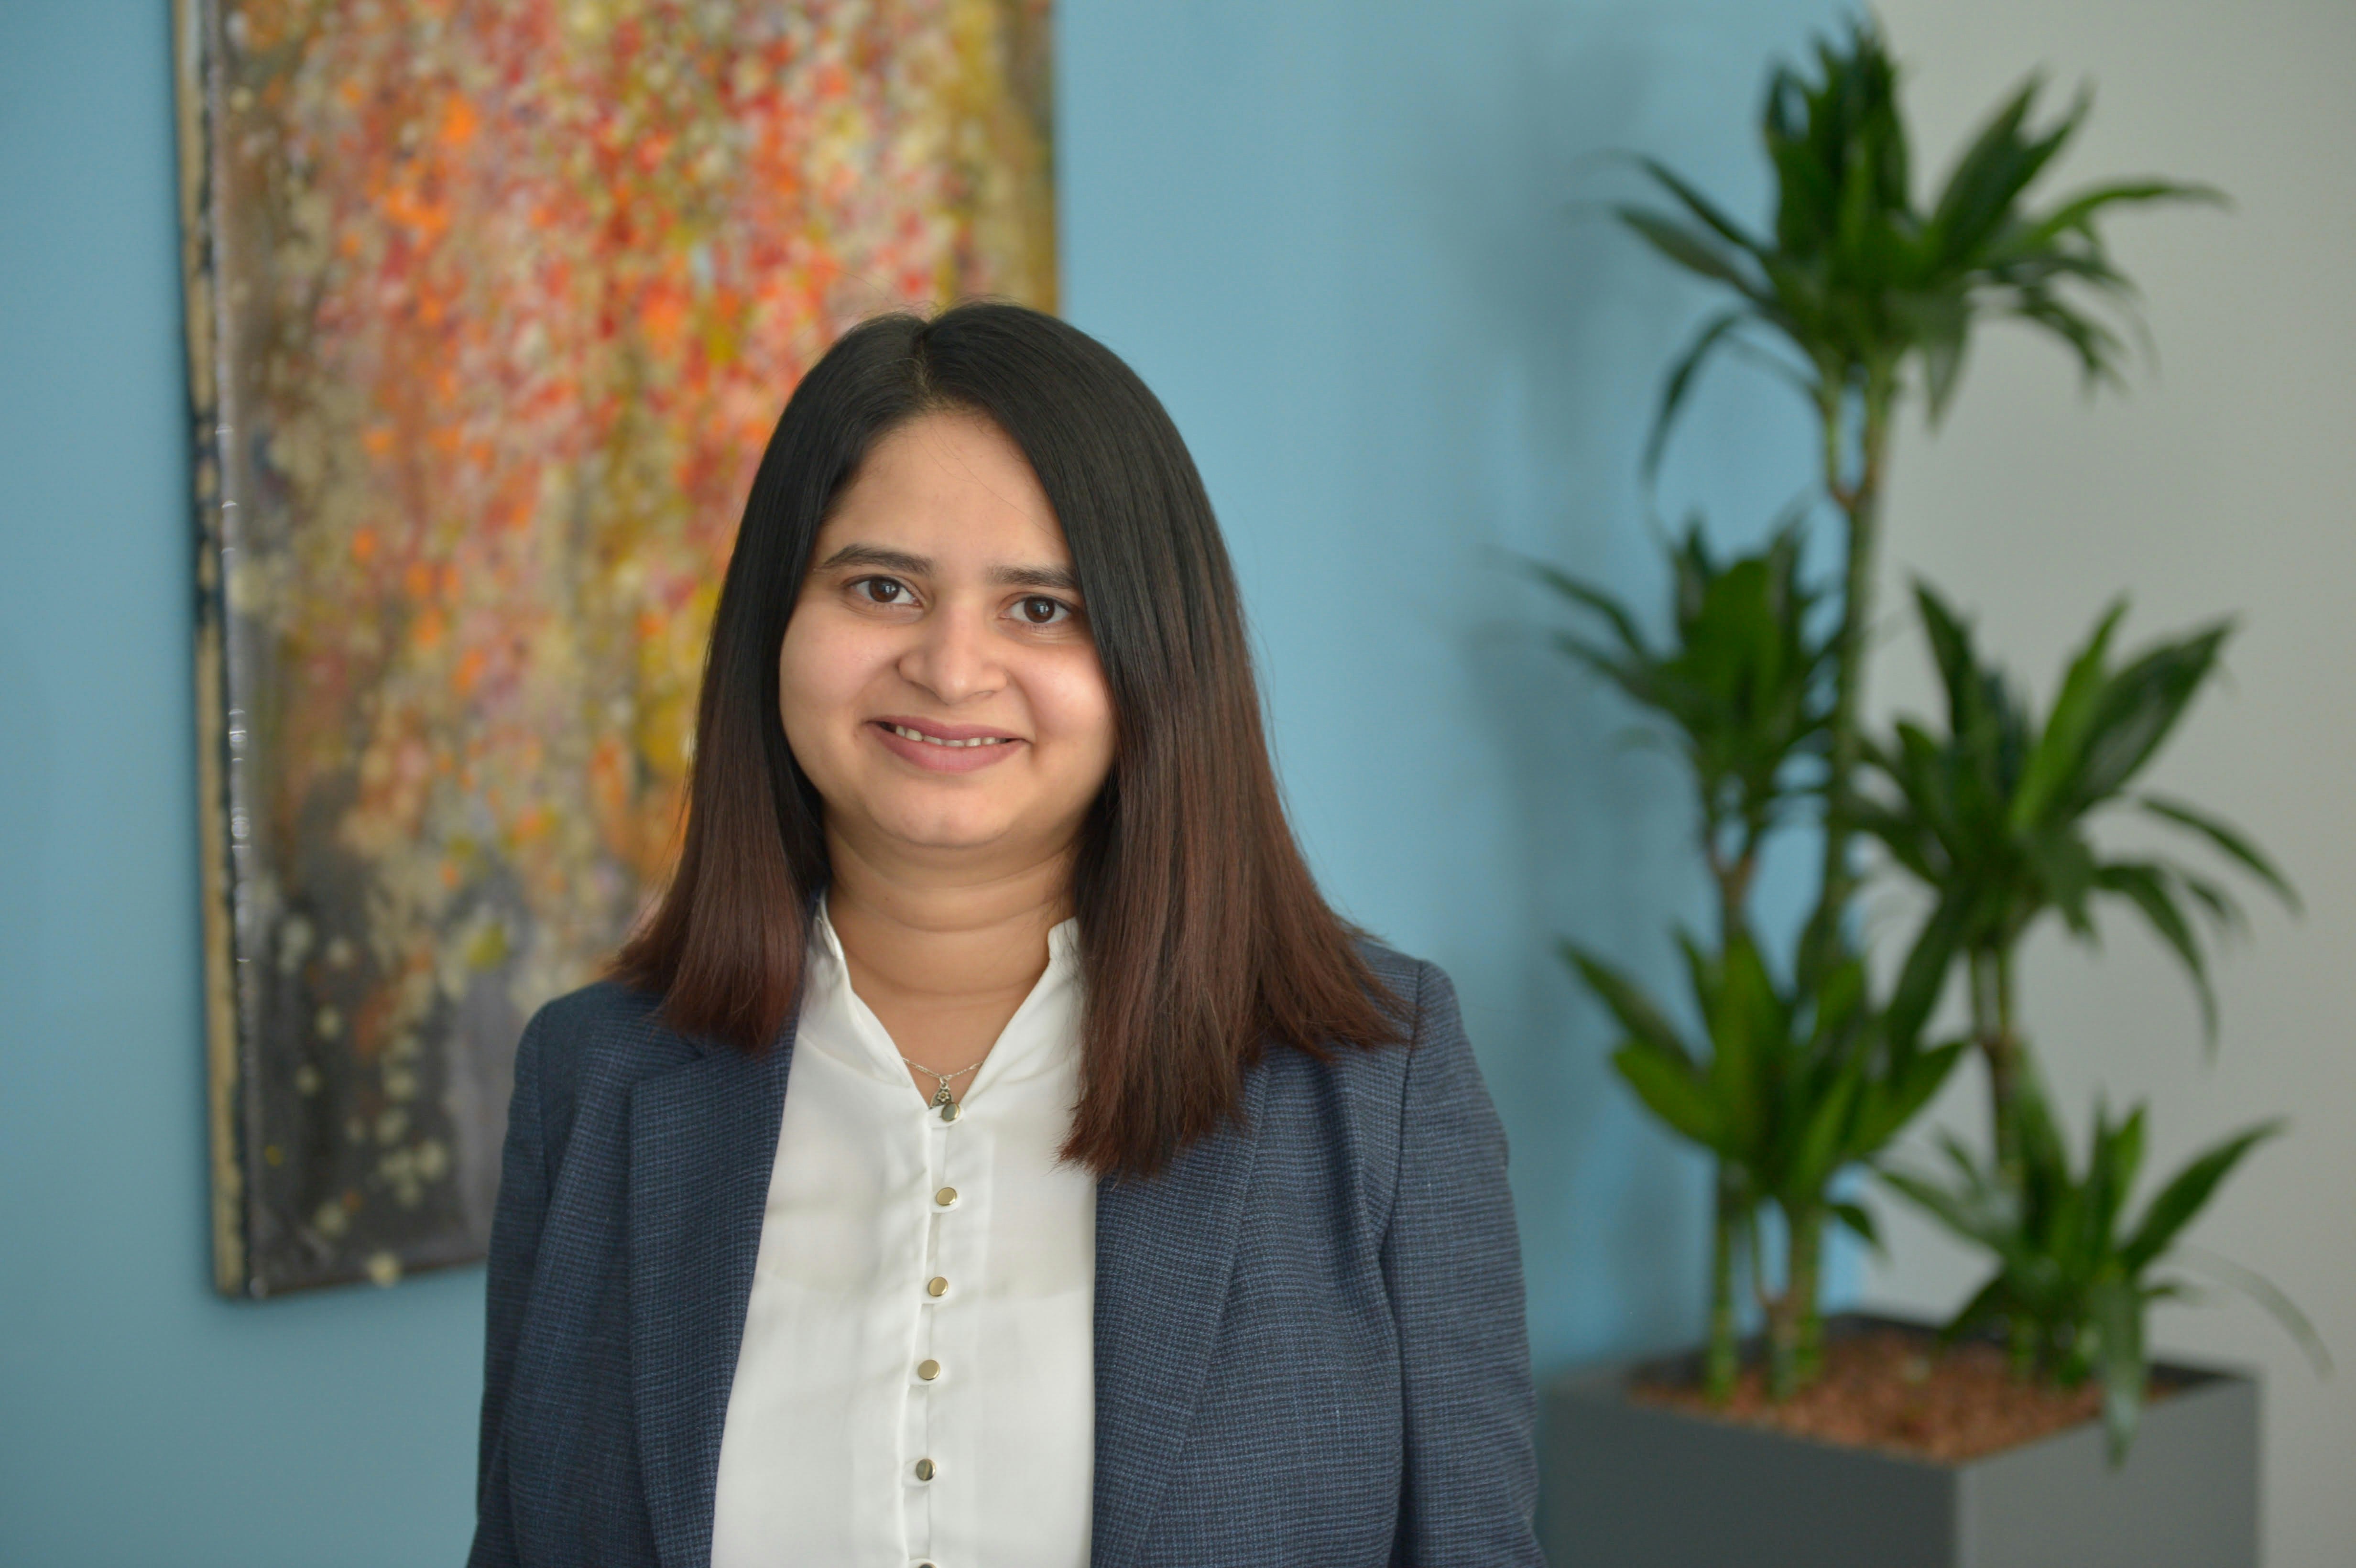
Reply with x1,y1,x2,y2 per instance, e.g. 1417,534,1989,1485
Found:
1786,1202,1826,1385
2008,1317,2040,1381
1803,374,1894,983
1750,1215,1800,1401
1750,1202,1824,1400
1781,370,1892,1398
1966,942,2040,1377
1723,851,1757,950
1971,945,2026,1198
1706,1170,1742,1401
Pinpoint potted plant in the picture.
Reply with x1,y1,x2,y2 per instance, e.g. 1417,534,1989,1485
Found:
1529,18,2320,1568
1858,582,2329,1461
1541,520,1962,1400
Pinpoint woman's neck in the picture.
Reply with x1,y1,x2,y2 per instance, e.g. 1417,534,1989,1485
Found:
821,829,1073,1078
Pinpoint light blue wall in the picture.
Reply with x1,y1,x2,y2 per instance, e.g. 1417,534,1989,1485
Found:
1056,0,1846,1377
0,0,1829,1561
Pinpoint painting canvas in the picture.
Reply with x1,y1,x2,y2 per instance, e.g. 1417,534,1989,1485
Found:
173,0,1056,1297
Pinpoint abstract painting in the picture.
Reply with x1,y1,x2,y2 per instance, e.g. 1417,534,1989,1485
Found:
173,0,1055,1296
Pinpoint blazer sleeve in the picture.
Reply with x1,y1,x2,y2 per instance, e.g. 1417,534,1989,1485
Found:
467,1003,550,1568
1382,960,1544,1566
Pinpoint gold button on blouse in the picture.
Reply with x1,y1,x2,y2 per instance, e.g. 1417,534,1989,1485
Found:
934,1186,959,1208
914,1457,937,1481
917,1359,941,1381
926,1275,949,1298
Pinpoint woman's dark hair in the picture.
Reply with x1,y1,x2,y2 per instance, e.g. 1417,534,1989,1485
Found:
611,301,1405,1176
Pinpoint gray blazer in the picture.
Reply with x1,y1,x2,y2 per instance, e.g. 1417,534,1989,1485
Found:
469,941,1542,1567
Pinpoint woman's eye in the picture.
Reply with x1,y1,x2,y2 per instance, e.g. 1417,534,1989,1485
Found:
1016,596,1071,626
858,577,910,606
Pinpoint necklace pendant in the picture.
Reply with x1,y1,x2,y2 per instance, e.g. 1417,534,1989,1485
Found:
939,1098,961,1123
931,1082,953,1107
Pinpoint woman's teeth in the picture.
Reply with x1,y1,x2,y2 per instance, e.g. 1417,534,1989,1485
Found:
887,724,1008,748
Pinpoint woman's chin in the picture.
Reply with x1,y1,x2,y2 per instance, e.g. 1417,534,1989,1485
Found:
865,800,1032,857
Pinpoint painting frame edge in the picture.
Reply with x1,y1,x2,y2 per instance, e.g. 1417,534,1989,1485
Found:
171,0,254,1300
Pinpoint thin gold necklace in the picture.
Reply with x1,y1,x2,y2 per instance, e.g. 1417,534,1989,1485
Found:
899,1055,981,1122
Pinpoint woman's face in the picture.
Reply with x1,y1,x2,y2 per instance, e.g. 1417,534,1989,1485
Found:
778,410,1117,872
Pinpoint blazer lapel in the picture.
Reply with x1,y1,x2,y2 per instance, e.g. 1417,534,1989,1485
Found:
1090,1064,1266,1568
628,1025,795,1568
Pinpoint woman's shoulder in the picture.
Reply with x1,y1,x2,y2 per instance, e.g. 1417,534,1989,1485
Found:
1350,934,1426,1007
1251,937,1502,1225
1262,935,1484,1112
527,973,667,1034
515,975,701,1105
1346,935,1469,1056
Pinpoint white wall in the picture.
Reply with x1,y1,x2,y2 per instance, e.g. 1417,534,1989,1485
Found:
1860,4,2356,1563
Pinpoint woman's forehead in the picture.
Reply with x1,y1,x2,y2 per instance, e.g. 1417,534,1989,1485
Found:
821,412,1069,566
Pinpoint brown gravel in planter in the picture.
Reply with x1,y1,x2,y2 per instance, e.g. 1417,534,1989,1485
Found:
1631,1326,2166,1464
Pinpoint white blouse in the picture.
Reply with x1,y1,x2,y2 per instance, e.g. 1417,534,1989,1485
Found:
709,897,1096,1568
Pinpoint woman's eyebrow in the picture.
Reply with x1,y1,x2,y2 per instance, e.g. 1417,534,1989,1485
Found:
818,542,1080,595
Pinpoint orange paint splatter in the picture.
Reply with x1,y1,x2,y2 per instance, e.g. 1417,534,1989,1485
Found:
438,95,479,149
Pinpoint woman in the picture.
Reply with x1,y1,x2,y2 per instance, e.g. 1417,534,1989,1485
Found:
469,303,1540,1568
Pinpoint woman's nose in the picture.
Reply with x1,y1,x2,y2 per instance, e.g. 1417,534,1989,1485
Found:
897,599,1004,704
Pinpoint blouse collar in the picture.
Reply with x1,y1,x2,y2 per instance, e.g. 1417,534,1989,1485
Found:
804,892,1083,1098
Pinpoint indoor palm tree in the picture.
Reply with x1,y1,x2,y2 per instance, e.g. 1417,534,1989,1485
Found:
1572,927,1959,1398
1855,582,2325,1463
1551,15,2220,1401
1855,582,2298,1193
1535,520,1827,1397
1611,16,2220,990
1882,1070,2325,1461
1540,521,1959,1397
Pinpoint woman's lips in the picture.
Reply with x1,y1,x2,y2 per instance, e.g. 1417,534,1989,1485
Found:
869,717,1025,773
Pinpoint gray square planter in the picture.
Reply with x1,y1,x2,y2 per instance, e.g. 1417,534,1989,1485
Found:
1538,1313,2259,1568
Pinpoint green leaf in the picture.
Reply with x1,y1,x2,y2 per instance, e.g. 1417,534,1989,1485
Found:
1644,308,1754,482
1703,935,1774,1151
2010,597,2127,833
1788,1068,1861,1198
2023,828,2101,938
1521,558,1650,659
1831,1198,1883,1254
2121,1120,2283,1272
2169,865,2248,937
1852,1040,1967,1155
2093,861,2219,1047
1549,631,1636,691
1933,1129,1984,1185
1912,581,1982,732
2014,1072,2072,1194
1612,1042,1724,1151
2095,1103,2147,1244
1630,155,1769,258
1998,178,2229,261
1849,797,1939,884
1884,891,1968,1050
1803,957,1866,1054
2087,1273,2147,1466
1614,208,1765,300
2138,794,2301,915
1920,308,1971,424
1942,1273,2013,1344
2172,1245,2335,1377
2071,623,2232,808
1927,75,2054,264
1881,1165,2009,1252
2013,293,2131,390
1562,943,1696,1067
